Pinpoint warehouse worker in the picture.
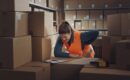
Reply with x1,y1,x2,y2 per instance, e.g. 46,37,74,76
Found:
54,21,99,58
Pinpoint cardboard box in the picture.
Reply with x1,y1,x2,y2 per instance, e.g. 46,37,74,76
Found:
29,12,54,37
35,0,46,7
0,62,50,80
96,20,104,29
0,0,31,11
107,14,121,36
32,37,51,61
51,58,91,80
82,21,89,29
0,12,28,37
115,40,130,68
89,20,96,29
77,11,89,20
48,0,60,9
121,13,130,36
0,36,32,69
92,39,102,58
107,13,130,36
80,67,130,80
65,11,76,20
102,36,122,64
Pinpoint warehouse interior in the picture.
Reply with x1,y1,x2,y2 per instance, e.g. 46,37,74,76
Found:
0,0,130,80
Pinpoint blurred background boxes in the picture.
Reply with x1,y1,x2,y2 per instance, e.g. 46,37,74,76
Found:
0,36,32,69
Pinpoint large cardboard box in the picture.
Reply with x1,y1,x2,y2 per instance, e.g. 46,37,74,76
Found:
0,12,28,37
115,40,130,69
0,62,50,80
121,13,130,36
107,13,130,36
51,58,92,80
92,39,102,58
102,36,122,64
0,0,31,11
107,14,121,36
80,67,130,80
32,37,51,61
0,36,32,69
29,12,54,37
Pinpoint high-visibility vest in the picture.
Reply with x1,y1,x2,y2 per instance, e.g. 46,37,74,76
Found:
62,31,95,58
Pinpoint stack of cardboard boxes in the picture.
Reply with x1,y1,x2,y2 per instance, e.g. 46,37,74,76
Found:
80,13,130,80
29,11,54,61
0,0,51,80
102,13,130,64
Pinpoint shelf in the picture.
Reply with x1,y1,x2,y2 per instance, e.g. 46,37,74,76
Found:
64,7,130,11
29,2,56,12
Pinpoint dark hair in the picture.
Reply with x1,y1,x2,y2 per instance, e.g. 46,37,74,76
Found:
58,21,73,34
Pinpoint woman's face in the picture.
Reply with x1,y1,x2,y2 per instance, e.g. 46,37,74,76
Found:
60,33,71,42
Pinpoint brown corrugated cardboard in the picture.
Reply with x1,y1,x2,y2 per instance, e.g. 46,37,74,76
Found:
29,12,54,37
32,37,51,61
107,14,121,36
0,12,28,37
0,62,50,80
80,67,130,80
51,58,89,80
102,36,122,64
0,0,31,11
121,13,130,36
107,13,130,36
0,36,32,69
92,39,102,58
115,40,130,69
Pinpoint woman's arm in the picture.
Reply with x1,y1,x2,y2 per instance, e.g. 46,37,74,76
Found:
54,36,70,58
80,30,99,44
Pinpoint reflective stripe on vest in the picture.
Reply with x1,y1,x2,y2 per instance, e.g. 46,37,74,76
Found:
62,31,95,58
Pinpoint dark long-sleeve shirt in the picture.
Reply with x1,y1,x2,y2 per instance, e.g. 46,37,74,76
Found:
54,30,99,58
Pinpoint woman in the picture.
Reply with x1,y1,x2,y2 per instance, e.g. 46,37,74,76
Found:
54,21,99,58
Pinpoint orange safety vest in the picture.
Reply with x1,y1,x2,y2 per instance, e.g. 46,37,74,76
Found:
62,31,95,58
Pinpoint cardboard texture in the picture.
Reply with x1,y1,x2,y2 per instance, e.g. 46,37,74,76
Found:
80,67,130,80
29,12,54,37
0,36,32,69
107,13,130,36
107,14,121,36
115,40,130,69
102,36,122,64
51,58,99,80
0,62,50,80
0,0,31,11
0,12,28,37
92,39,102,58
32,37,51,61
